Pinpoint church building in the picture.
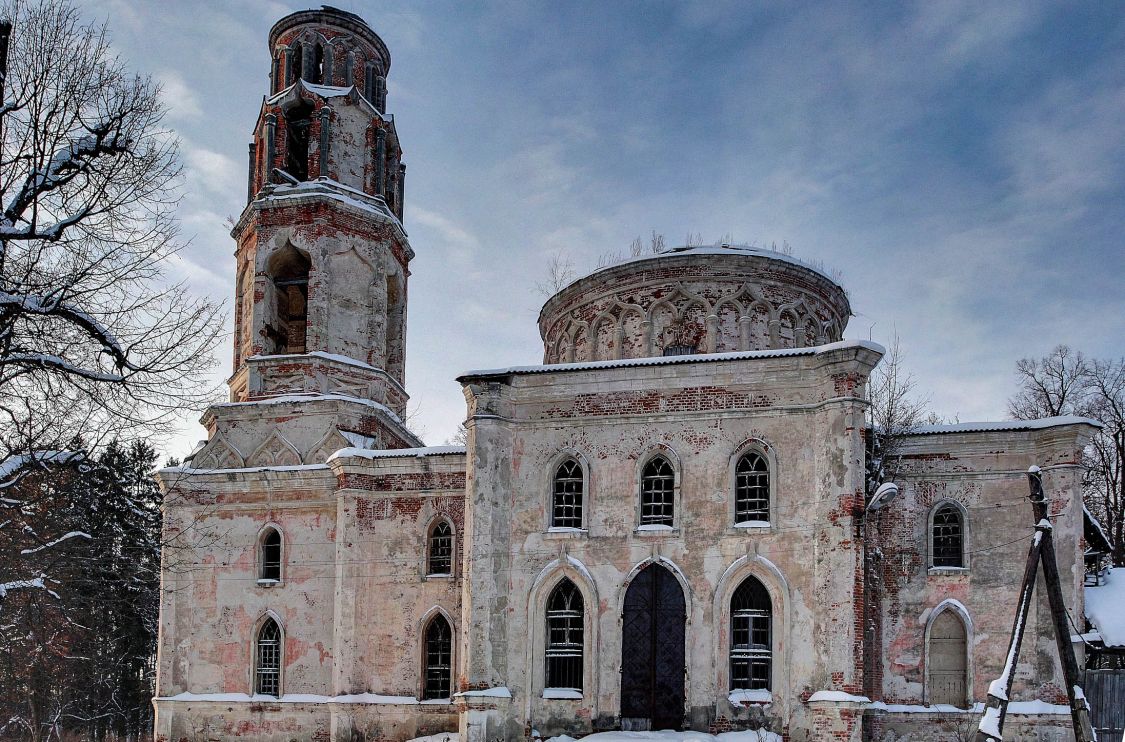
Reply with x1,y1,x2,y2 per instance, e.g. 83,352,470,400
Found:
153,8,1098,741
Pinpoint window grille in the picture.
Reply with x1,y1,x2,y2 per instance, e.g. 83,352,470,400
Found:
735,452,770,523
663,344,696,357
428,521,453,575
256,619,281,696
730,576,771,691
640,456,675,526
422,616,452,700
551,459,584,529
932,505,964,567
261,529,281,581
546,579,583,690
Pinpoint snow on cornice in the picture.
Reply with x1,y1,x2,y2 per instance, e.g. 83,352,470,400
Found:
902,416,1103,436
457,339,885,381
327,445,466,463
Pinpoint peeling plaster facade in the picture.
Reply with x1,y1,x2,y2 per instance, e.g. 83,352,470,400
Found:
153,7,1096,742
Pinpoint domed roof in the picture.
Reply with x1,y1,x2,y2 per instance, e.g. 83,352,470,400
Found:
538,244,850,365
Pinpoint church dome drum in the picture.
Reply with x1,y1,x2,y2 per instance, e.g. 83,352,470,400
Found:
538,245,851,363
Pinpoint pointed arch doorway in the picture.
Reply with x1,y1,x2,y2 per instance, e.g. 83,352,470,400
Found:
620,562,686,730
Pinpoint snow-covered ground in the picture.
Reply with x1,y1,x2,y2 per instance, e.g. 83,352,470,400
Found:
1085,567,1125,647
543,731,781,742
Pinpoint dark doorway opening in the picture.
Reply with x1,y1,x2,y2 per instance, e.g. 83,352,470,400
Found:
620,562,686,730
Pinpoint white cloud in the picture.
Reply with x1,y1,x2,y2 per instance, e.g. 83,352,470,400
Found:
157,70,202,120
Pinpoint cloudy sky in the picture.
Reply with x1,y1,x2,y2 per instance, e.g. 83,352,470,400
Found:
79,0,1124,455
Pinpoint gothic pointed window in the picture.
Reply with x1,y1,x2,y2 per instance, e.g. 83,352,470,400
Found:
545,579,583,691
265,244,310,354
288,43,303,86
551,459,583,529
735,452,770,524
284,100,313,182
730,576,771,691
427,520,453,576
422,615,452,700
932,504,965,568
311,43,324,84
640,455,674,526
260,528,282,582
255,618,282,696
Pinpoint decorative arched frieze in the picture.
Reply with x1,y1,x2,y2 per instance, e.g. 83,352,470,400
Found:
247,430,302,467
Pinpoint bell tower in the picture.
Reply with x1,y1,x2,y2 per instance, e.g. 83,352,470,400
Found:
191,6,419,470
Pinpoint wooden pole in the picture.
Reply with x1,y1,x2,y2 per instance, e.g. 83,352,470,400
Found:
1028,469,1097,742
974,519,1047,741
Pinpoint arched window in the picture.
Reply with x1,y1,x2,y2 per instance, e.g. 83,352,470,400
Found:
734,451,770,524
545,579,583,690
288,43,303,86
427,520,453,575
422,615,452,700
932,504,965,567
311,42,324,84
265,244,310,354
730,575,771,691
551,459,584,529
928,610,968,706
260,528,281,582
640,455,675,526
255,618,282,696
284,100,314,182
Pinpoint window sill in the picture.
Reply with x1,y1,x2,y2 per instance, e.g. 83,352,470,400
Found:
542,688,583,700
928,566,969,576
634,524,678,536
731,521,772,533
545,527,588,539
424,573,454,580
256,578,281,587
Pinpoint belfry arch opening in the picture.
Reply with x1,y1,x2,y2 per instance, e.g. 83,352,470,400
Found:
266,244,311,354
284,100,313,182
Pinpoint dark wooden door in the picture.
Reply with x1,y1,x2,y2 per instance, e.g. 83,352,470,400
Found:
620,563,686,730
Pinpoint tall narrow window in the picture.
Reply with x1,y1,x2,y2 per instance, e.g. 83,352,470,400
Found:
730,576,772,691
288,43,303,86
422,615,452,700
255,618,282,696
260,528,281,581
735,452,770,524
311,43,324,84
932,505,964,567
545,579,583,690
551,459,583,529
428,520,453,575
266,245,310,355
284,101,313,182
640,455,674,526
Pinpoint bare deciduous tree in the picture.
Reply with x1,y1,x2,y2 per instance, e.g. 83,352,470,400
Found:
534,250,577,298
1009,345,1124,565
866,334,931,494
0,0,222,467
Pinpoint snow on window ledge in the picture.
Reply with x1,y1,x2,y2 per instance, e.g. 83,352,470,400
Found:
546,527,588,536
424,573,454,580
729,689,772,705
635,524,676,533
542,688,582,700
257,578,280,587
733,521,772,529
927,566,969,575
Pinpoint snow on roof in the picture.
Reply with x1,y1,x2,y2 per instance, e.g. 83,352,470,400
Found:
1085,567,1125,647
902,415,1103,436
458,339,884,381
215,392,403,422
1084,505,1113,554
327,445,466,463
558,244,843,295
257,179,401,228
